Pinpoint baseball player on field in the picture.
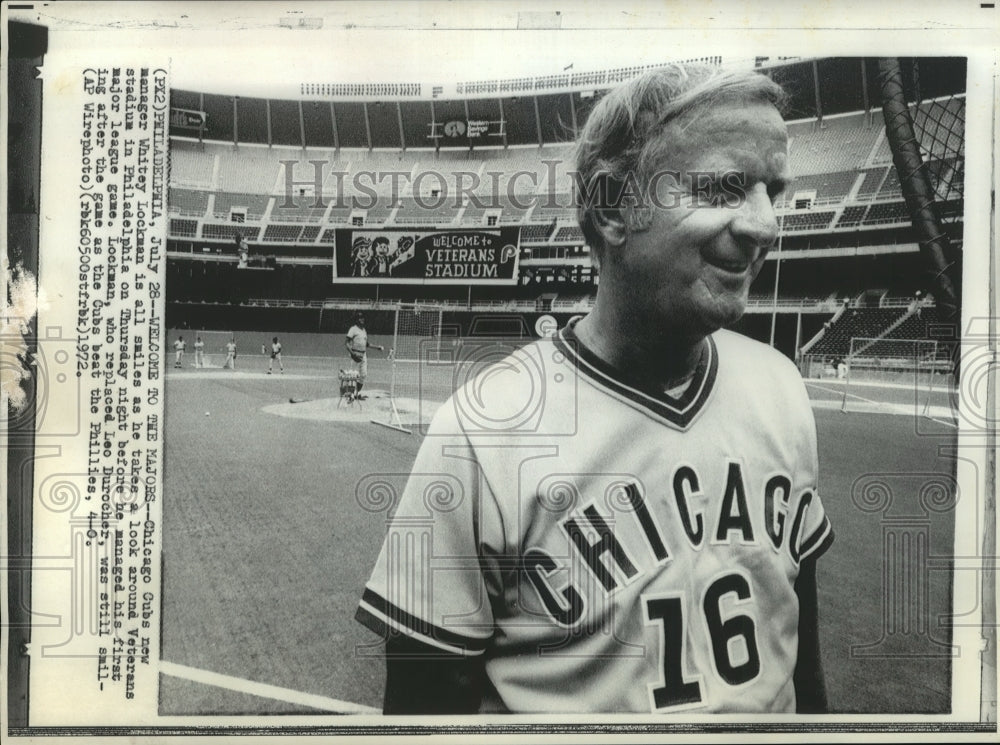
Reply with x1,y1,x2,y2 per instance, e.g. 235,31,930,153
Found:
193,336,205,368
357,64,832,714
223,338,237,370
344,313,383,398
267,336,284,374
173,336,186,369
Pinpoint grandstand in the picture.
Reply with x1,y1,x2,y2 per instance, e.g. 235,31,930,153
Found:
213,191,271,221
804,307,910,358
169,187,211,217
782,170,859,205
394,196,458,226
166,56,964,364
786,113,883,176
855,166,889,200
782,210,837,232
520,222,556,242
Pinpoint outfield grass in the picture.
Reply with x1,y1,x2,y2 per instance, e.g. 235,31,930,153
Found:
160,335,959,715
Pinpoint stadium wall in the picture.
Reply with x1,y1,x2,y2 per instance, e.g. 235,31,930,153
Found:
166,302,818,359
168,304,572,337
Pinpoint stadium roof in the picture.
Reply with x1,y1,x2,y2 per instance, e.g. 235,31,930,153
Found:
21,2,815,98
170,33,745,98
23,2,980,101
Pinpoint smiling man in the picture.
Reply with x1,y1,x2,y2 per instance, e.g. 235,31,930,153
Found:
357,64,833,714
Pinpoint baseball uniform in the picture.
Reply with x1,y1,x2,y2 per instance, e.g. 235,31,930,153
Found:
357,318,832,713
269,340,283,373
346,324,369,381
223,340,237,370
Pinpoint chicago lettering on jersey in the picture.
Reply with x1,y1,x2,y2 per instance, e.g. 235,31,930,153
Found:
521,460,817,628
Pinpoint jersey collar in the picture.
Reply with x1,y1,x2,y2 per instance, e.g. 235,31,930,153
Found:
554,317,718,430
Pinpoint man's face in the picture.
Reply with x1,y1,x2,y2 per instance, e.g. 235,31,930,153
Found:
615,101,789,339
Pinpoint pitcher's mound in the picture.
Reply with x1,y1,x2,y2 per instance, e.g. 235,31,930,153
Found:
263,390,442,425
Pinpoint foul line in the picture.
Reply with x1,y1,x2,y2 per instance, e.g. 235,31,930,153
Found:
804,377,956,393
160,660,379,714
806,380,892,406
805,381,958,428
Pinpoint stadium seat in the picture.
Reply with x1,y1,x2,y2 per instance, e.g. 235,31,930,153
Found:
213,191,271,221
168,188,210,217
787,113,882,176
863,201,909,225
170,141,216,187
836,205,868,228
263,224,305,243
808,307,909,356
169,218,199,238
781,211,835,232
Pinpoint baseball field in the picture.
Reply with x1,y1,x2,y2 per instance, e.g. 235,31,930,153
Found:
158,329,960,716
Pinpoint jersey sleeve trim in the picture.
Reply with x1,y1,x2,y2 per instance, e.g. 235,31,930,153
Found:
356,588,490,657
799,515,834,561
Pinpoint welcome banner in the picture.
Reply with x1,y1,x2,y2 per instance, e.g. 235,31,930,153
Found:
332,227,521,284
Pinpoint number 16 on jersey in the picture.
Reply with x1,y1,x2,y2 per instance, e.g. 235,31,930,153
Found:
644,571,761,711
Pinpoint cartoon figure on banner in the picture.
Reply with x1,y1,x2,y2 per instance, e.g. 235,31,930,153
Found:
372,236,393,278
351,236,374,277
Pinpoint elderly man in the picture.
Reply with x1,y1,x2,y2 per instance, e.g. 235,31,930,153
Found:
357,64,832,714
